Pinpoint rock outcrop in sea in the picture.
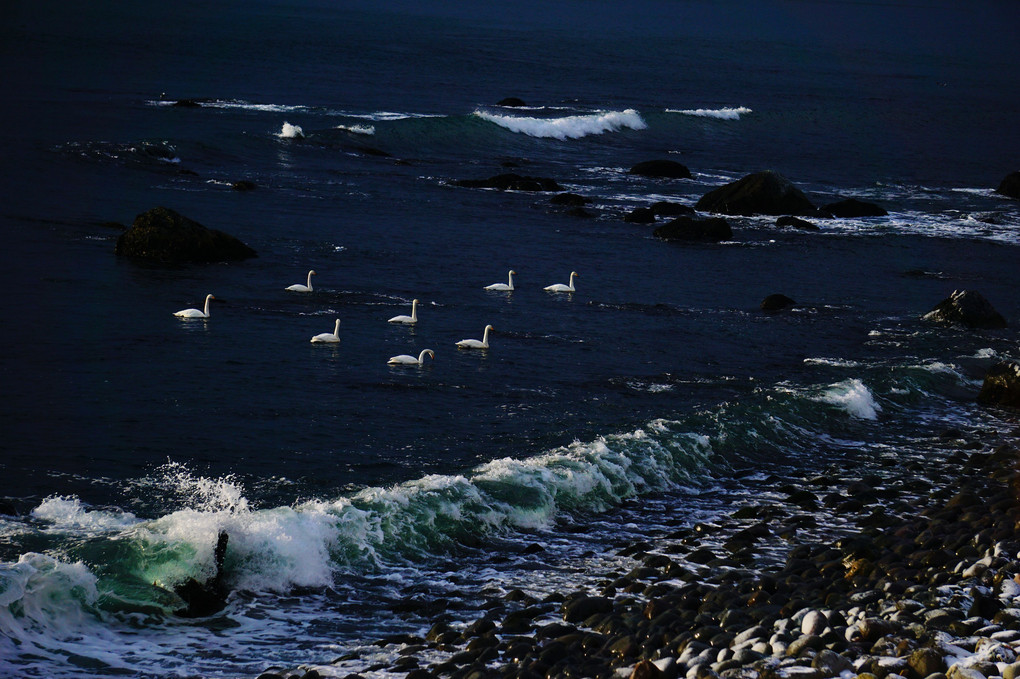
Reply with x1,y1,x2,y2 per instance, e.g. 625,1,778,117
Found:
977,362,1020,408
695,171,820,216
996,171,1020,199
822,198,888,218
760,294,796,312
114,206,257,263
629,160,693,180
922,290,1007,329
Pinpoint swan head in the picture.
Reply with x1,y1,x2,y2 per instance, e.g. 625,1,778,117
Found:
509,270,516,275
421,349,434,362
570,271,578,278
310,270,316,275
485,325,494,331
206,294,216,300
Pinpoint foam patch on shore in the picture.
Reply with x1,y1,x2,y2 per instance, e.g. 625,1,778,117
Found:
474,109,647,139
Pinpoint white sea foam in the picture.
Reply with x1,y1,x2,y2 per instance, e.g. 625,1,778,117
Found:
474,109,647,139
667,106,752,119
335,124,376,135
31,496,139,534
816,378,882,420
277,122,305,139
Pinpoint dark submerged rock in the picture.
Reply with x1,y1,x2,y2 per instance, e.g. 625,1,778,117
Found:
822,197,888,217
454,173,563,192
977,362,1020,408
174,531,230,617
776,215,819,231
653,216,732,242
695,170,819,216
760,294,796,312
922,289,1007,329
651,202,696,218
231,180,257,191
996,171,1020,199
550,193,590,206
115,207,257,263
497,97,528,107
625,207,657,224
629,160,692,179
171,98,205,108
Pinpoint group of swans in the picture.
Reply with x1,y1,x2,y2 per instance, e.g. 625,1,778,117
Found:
483,269,578,294
174,268,578,365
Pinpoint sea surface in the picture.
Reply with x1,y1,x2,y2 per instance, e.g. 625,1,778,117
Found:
1,1,1018,677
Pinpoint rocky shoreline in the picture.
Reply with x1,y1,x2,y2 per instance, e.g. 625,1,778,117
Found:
258,427,1020,679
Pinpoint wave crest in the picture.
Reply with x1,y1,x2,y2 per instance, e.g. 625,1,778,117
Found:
474,109,647,139
667,106,752,120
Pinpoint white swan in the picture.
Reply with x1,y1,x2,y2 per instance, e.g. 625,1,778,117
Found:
310,319,340,343
456,325,494,349
388,349,434,365
286,270,316,292
388,299,419,324
544,271,578,293
174,294,214,318
485,270,515,291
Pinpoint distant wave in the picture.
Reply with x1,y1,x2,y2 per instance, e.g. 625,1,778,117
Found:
334,124,375,135
667,106,752,120
473,109,647,140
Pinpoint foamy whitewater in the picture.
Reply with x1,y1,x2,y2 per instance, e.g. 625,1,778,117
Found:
2,1,1018,677
667,106,753,119
473,109,647,139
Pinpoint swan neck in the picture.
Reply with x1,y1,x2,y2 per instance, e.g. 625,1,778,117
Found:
306,271,314,290
508,272,514,289
411,300,417,321
203,296,212,315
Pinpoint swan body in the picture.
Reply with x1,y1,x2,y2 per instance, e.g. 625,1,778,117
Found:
286,270,316,292
388,299,419,324
310,319,340,343
485,270,516,291
388,349,434,365
456,325,494,349
544,271,578,293
174,294,214,318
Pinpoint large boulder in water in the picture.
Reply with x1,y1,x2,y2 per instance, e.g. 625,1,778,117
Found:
761,294,796,312
115,207,257,263
629,160,692,179
922,289,1007,329
653,216,732,242
996,171,1020,199
822,197,888,217
977,362,1020,408
695,171,819,216
454,173,563,192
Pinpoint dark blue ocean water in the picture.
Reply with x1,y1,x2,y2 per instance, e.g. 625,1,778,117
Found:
1,1,1018,677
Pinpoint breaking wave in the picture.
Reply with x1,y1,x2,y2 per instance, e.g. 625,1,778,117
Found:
473,109,647,139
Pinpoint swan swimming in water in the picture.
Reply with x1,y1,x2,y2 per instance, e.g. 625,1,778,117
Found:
310,319,340,343
388,299,419,324
544,271,578,293
174,294,215,318
456,324,494,349
286,270,316,292
485,270,515,291
388,349,434,365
